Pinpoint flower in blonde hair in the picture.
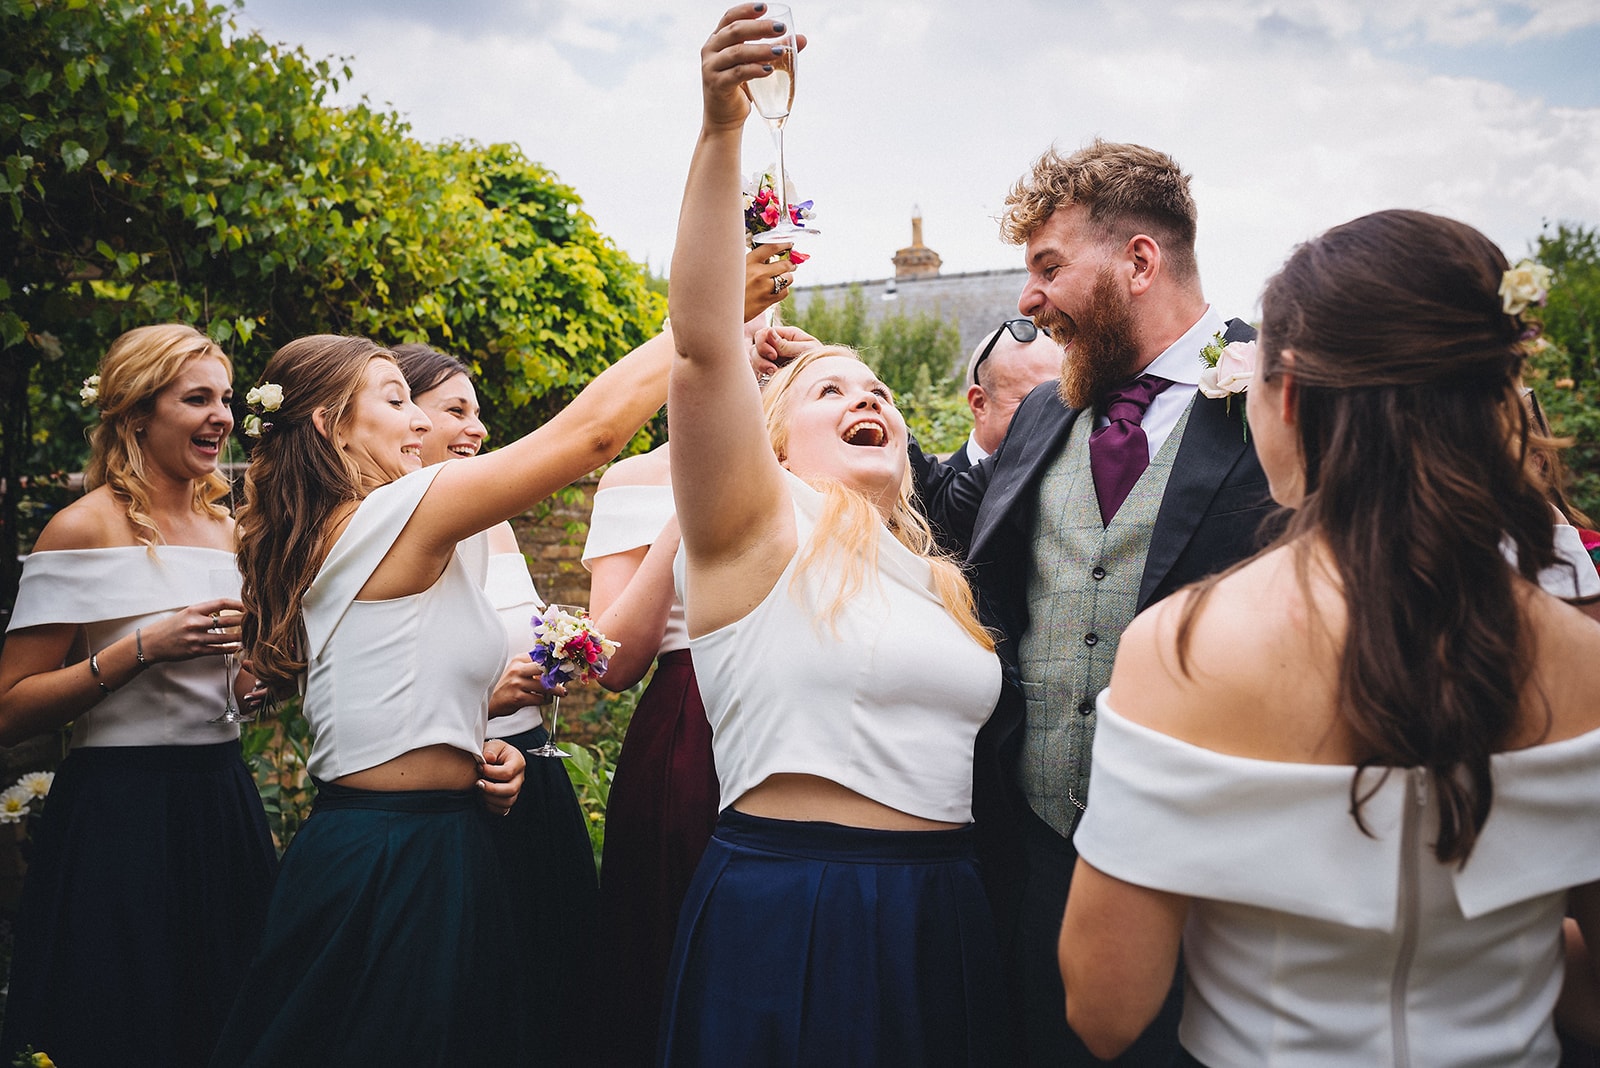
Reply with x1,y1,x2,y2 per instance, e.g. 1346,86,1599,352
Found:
79,374,100,406
1499,260,1553,318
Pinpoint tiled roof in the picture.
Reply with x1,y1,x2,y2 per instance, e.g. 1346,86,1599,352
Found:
789,268,1030,378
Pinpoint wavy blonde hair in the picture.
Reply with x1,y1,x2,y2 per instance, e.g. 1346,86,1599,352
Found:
761,346,993,651
84,324,233,549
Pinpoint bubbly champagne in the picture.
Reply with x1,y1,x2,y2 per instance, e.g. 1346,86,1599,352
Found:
743,51,794,121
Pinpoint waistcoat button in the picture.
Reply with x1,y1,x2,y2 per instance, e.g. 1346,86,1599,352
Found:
1091,566,1106,580
1084,632,1098,646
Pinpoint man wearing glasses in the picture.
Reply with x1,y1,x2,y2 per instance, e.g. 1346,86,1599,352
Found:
948,319,1065,473
913,141,1276,1067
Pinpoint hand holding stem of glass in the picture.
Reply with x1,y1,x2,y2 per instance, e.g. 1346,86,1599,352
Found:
744,5,818,243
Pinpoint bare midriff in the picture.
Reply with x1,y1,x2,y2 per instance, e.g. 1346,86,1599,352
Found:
733,773,963,831
333,743,479,793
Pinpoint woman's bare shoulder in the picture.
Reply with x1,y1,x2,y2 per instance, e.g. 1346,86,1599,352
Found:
597,444,671,490
31,488,127,551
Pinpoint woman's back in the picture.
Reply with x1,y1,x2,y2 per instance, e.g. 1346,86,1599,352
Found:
1079,548,1600,1066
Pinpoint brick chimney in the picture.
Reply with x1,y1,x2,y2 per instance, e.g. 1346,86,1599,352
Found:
892,205,942,280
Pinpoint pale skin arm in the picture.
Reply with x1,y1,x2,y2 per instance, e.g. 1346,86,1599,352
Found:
1558,882,1600,1045
1060,861,1188,1060
476,737,526,816
359,327,676,602
0,509,242,746
669,5,807,635
590,517,681,691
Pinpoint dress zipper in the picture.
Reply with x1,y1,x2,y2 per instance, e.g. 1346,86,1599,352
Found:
1390,768,1427,1068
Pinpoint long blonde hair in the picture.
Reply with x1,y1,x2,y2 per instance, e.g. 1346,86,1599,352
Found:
761,346,993,651
84,324,233,549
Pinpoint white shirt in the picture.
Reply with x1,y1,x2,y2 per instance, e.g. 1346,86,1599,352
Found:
1094,305,1228,460
962,431,989,466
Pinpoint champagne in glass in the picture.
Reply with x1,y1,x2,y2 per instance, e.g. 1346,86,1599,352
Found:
743,5,818,243
206,567,252,724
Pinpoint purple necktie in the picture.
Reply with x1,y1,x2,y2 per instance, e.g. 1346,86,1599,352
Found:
1088,374,1175,525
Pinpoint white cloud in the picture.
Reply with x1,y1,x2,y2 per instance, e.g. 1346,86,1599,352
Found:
238,0,1599,318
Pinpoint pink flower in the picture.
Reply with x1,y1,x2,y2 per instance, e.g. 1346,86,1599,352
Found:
1198,340,1257,399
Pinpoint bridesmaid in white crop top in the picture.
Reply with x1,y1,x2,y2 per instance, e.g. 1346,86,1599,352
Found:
0,325,276,1068
392,341,599,1066
653,10,1006,1065
211,328,674,1065
1061,211,1600,1066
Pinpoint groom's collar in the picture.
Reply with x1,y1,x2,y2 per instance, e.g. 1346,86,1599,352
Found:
1140,305,1227,387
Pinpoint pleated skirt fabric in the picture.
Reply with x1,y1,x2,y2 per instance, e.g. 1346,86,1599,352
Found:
593,651,719,1066
0,741,277,1068
658,809,1006,1068
208,781,522,1066
489,724,600,1066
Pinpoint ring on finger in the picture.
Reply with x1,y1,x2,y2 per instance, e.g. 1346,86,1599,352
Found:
771,275,783,295
777,273,792,290
211,613,220,629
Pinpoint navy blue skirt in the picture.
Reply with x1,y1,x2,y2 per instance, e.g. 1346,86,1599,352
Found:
490,725,599,1065
0,742,276,1068
658,809,1006,1067
209,780,523,1066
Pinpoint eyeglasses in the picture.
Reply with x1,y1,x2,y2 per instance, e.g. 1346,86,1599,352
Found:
971,319,1047,385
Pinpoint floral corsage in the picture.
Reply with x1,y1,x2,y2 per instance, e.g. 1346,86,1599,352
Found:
242,381,284,438
743,169,812,265
79,374,100,407
529,606,618,688
1198,332,1258,440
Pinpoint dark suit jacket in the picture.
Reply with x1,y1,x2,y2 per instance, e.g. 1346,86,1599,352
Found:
942,442,976,475
912,318,1279,898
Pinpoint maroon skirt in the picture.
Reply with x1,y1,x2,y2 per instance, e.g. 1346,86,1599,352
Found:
594,650,719,1067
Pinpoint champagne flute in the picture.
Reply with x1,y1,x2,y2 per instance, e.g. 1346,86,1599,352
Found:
206,568,252,724
744,5,819,244
526,603,594,759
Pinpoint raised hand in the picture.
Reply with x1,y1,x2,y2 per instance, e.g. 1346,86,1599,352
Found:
700,3,806,130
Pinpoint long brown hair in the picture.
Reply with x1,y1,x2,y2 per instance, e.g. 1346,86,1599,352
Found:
236,335,392,694
760,346,993,651
84,324,233,548
1185,210,1557,866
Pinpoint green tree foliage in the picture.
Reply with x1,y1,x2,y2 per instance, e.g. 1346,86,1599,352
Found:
784,285,969,452
1523,221,1600,518
0,0,664,603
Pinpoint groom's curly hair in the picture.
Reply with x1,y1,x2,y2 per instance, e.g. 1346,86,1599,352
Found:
1000,139,1198,283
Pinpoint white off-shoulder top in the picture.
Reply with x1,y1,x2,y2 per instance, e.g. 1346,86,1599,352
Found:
9,545,243,747
1075,699,1600,1068
299,466,505,780
581,484,688,655
677,473,1002,824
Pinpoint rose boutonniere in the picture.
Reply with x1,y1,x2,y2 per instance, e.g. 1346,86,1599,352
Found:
1198,332,1257,440
743,169,812,265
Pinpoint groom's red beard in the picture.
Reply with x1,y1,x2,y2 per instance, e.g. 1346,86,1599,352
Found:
1041,265,1141,411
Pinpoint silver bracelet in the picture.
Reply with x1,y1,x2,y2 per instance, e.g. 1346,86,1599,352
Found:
88,652,112,696
135,627,147,666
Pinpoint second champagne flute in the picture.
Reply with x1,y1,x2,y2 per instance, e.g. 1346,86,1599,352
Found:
206,567,252,724
744,4,819,244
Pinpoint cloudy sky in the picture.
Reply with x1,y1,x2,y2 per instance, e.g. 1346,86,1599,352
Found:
233,0,1600,320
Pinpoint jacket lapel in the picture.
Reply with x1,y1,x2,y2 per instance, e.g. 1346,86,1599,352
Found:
1139,392,1249,607
971,387,1079,564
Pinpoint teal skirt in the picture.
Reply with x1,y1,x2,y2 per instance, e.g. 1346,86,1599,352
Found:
209,780,523,1066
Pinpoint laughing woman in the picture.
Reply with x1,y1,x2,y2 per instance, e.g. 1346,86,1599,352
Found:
654,8,1006,1065
210,329,671,1065
0,325,275,1068
392,341,600,1066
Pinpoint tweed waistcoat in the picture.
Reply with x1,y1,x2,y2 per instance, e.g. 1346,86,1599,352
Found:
1017,399,1194,838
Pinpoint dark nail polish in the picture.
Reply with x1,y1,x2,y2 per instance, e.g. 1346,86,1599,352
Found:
762,63,773,72
771,44,784,54
771,21,785,32
753,2,765,11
